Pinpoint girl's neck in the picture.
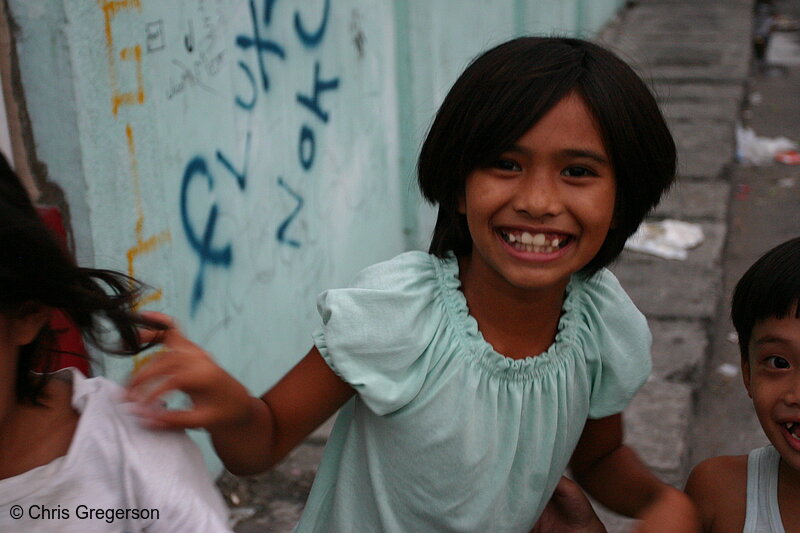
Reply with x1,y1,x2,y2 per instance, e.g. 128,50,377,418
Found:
458,255,569,360
0,377,79,480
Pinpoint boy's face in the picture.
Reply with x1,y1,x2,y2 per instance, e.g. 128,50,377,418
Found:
742,312,800,470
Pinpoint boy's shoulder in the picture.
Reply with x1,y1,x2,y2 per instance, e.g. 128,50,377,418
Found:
685,455,748,532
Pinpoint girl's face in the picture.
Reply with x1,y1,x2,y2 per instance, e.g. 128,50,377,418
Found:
0,307,50,419
743,311,800,473
458,91,616,295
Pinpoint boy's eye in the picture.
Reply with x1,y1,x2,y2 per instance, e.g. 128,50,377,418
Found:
562,166,596,178
765,355,791,369
492,159,521,172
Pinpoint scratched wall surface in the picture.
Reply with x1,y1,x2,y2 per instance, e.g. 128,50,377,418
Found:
7,0,624,467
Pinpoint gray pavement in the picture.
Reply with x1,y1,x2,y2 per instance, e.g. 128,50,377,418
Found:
217,1,770,530
689,0,800,479
596,0,754,529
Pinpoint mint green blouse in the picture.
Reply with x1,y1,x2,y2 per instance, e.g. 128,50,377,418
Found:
295,251,651,532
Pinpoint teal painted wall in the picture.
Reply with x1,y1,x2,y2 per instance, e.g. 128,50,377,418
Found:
7,0,624,468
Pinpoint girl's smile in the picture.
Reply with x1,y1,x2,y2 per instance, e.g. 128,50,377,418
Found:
459,91,616,297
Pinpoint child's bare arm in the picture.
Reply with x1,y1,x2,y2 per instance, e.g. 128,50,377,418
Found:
531,476,607,533
684,456,747,533
128,312,354,474
569,414,700,532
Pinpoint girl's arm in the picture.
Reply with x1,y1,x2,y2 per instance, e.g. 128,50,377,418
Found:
531,476,607,533
128,313,354,474
569,414,700,533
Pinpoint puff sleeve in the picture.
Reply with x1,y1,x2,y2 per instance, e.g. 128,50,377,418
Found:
573,269,652,419
312,252,444,416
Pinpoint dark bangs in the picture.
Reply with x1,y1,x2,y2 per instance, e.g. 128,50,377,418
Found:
732,237,800,360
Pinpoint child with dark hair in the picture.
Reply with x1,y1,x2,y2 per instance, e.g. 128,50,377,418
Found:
686,236,800,532
0,154,232,532
130,37,698,531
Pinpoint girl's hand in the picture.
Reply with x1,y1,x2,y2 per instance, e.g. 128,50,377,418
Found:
126,311,253,432
530,477,607,533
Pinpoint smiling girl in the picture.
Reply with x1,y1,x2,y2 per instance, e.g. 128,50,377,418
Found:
130,37,698,531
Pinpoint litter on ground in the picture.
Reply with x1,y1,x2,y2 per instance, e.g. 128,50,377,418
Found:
736,124,798,165
625,219,704,260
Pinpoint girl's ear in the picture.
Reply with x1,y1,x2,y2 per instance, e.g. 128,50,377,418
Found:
11,303,52,347
741,357,752,398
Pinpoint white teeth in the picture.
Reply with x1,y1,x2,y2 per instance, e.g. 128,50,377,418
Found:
502,230,567,252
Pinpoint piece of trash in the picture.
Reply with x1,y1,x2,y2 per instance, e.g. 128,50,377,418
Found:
778,177,797,188
726,331,739,344
228,506,257,527
736,124,798,165
735,183,752,200
717,363,739,378
624,219,704,260
750,91,763,105
774,14,800,32
775,150,800,165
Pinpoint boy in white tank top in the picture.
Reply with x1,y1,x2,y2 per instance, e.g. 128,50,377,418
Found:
686,237,800,532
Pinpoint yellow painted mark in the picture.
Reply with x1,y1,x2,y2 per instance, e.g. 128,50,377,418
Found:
100,0,144,115
124,124,171,310
99,1,172,373
130,349,166,376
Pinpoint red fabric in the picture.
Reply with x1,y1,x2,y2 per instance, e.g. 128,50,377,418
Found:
36,206,91,376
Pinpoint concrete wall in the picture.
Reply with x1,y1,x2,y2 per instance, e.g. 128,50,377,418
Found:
5,0,624,464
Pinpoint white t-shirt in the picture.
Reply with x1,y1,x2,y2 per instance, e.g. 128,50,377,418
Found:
0,368,232,532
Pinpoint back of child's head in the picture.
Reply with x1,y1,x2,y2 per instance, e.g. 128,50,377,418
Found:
732,236,800,361
418,36,676,274
0,153,158,403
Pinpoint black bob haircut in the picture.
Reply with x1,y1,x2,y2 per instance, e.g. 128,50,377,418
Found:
731,236,800,361
0,153,163,404
417,36,676,274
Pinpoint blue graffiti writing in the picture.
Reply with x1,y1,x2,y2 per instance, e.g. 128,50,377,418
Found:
180,157,233,315
179,0,342,314
276,176,303,248
217,130,252,190
294,0,330,47
236,0,286,100
296,62,339,124
235,61,257,110
298,125,314,171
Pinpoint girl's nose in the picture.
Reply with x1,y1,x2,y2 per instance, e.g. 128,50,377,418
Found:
511,174,563,219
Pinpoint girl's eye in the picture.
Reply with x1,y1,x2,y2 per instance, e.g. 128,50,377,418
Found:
562,166,597,178
493,159,521,172
765,355,791,369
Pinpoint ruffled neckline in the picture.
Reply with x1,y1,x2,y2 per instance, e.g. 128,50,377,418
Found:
431,253,584,380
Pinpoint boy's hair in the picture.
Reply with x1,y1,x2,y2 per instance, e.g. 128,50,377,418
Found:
0,153,162,404
731,236,800,360
417,36,676,274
